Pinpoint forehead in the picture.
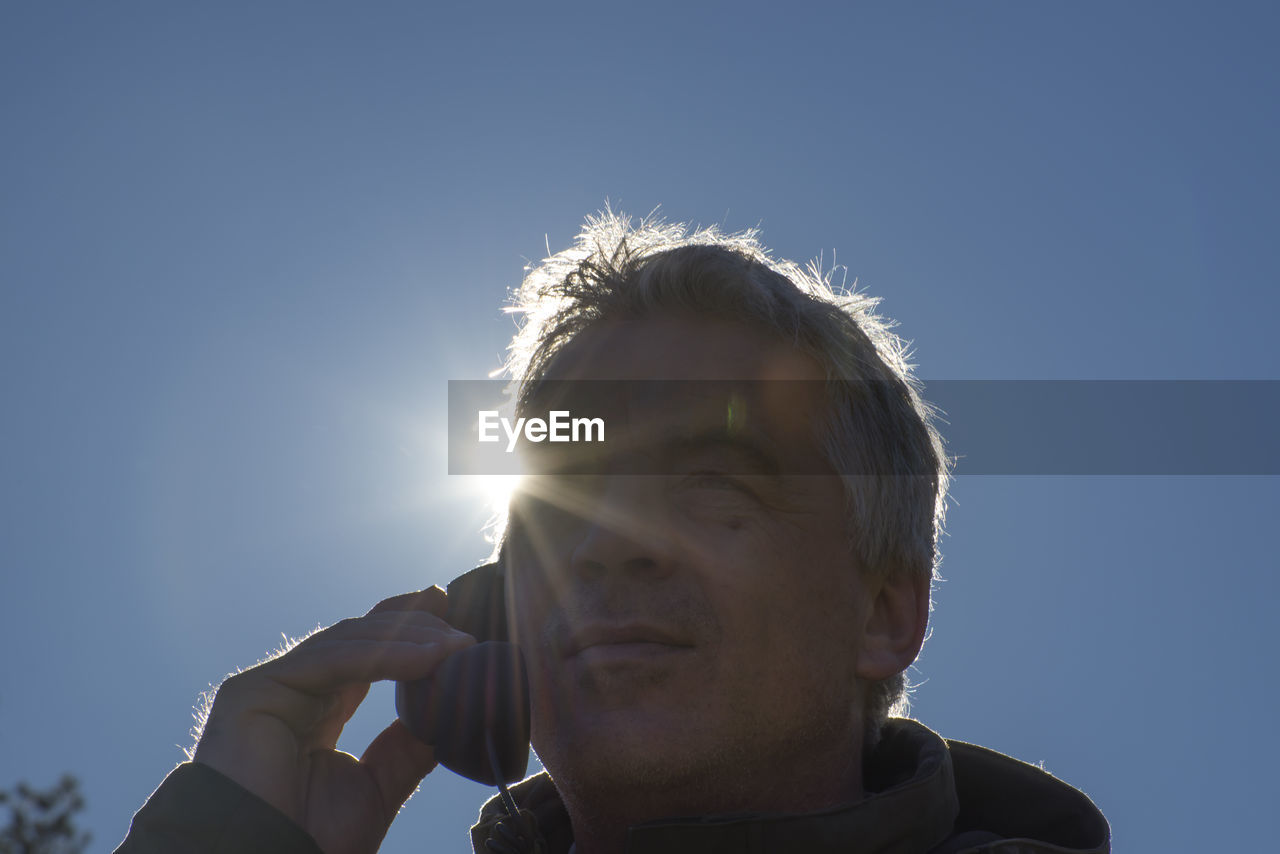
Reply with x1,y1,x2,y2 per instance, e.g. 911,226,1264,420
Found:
524,315,833,475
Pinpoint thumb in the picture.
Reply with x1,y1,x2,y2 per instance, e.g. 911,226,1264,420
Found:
360,719,439,814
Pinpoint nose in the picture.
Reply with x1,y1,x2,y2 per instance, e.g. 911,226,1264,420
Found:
569,477,673,579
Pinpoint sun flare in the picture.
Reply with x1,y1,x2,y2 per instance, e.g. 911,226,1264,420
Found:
472,474,524,514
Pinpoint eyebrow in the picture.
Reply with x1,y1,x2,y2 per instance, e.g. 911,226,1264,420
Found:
660,429,783,477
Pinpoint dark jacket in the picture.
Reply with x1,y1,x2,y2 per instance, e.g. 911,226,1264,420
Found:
117,719,1108,853
471,719,1108,854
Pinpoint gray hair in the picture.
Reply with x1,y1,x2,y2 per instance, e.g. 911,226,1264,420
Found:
501,210,949,745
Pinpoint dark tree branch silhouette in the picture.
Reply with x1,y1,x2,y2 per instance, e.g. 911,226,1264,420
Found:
0,776,90,854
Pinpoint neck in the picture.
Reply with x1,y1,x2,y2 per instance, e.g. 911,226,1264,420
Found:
560,739,866,854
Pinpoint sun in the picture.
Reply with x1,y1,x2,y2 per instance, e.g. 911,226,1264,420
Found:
471,474,524,515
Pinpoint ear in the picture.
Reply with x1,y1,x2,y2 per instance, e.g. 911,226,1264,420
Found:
856,570,930,682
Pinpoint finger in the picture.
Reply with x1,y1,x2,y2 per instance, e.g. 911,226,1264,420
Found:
264,635,474,694
306,682,372,749
213,609,473,732
297,614,469,647
208,669,336,728
360,719,439,814
366,586,449,618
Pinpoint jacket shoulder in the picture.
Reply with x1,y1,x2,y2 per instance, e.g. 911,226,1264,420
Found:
939,739,1109,854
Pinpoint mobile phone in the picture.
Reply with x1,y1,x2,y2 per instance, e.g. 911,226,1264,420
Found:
394,560,531,786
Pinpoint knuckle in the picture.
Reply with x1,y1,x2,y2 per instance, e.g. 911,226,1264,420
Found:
211,669,253,702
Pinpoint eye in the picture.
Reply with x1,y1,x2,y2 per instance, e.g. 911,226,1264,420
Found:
672,472,757,531
684,471,747,490
676,472,763,507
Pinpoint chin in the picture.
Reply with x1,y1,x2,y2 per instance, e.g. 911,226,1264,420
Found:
534,707,751,802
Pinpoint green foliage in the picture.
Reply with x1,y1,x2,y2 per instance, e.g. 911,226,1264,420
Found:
0,776,90,854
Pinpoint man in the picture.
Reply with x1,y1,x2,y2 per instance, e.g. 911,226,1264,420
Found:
117,212,1109,853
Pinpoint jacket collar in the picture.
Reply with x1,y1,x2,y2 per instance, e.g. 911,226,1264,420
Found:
472,719,1108,854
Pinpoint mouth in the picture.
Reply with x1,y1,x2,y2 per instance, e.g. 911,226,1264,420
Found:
563,624,694,660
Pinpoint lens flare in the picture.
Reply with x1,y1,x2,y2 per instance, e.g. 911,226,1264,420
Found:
473,474,523,515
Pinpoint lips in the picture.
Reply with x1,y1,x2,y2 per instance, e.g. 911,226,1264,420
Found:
563,624,693,658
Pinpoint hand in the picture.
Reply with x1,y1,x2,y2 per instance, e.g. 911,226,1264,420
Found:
193,587,475,854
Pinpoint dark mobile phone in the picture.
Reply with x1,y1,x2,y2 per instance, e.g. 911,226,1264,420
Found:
394,560,531,786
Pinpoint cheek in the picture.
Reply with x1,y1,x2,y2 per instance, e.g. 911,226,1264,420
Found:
702,532,863,675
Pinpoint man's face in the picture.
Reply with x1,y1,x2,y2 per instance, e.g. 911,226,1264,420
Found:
505,315,872,808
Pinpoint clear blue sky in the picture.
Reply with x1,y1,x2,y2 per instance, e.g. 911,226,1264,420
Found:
2,3,1277,851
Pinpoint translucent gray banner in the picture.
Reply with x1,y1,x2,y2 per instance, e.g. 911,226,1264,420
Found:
447,380,1279,475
